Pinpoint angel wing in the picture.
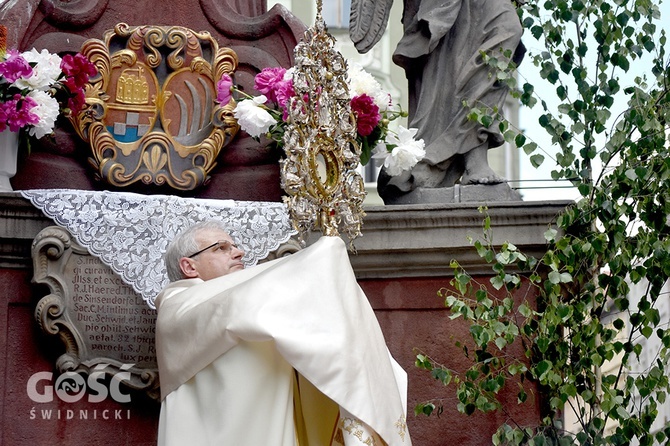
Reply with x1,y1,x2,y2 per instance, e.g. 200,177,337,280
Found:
349,0,394,54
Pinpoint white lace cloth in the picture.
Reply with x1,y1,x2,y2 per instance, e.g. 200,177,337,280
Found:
21,189,297,308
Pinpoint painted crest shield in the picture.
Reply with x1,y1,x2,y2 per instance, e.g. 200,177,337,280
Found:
70,24,239,190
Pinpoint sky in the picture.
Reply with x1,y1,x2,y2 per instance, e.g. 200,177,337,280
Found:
516,1,670,202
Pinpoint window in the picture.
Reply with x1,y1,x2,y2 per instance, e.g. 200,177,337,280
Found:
322,0,351,29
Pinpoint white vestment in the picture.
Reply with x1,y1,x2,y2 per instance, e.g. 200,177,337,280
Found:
155,236,411,446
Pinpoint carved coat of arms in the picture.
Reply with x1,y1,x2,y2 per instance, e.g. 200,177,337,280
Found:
71,24,239,190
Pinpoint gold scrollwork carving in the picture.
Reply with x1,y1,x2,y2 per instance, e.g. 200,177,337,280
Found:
70,23,240,190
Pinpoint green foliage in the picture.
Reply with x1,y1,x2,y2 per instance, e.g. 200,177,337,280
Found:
416,0,670,444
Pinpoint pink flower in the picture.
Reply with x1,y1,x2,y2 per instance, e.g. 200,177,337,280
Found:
216,73,233,105
254,67,287,103
274,78,295,118
0,105,8,132
0,50,33,83
4,94,40,132
58,53,96,114
60,53,97,90
350,94,380,137
67,90,86,115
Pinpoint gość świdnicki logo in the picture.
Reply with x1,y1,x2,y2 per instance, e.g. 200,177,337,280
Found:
26,364,133,420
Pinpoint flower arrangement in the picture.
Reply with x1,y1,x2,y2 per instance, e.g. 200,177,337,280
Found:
0,25,97,142
216,63,425,177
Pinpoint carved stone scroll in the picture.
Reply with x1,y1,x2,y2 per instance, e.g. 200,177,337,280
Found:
32,226,160,400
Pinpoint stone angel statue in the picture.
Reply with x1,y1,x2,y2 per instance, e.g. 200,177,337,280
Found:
350,0,526,203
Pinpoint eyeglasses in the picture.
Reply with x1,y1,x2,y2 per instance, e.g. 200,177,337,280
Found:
187,240,239,258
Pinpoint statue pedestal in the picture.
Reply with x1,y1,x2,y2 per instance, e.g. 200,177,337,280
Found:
383,183,523,205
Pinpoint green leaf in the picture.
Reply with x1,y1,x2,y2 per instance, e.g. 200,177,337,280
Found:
491,275,505,290
431,367,453,386
415,354,433,370
518,303,532,318
559,272,572,283
655,431,667,444
582,389,593,402
509,363,526,376
616,406,630,420
523,142,538,155
537,337,550,353
646,308,661,326
556,304,572,321
544,228,558,241
534,360,552,381
415,402,435,416
530,154,545,167
515,133,526,147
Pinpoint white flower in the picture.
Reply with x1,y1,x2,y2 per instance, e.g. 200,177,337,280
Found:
233,95,277,138
27,90,60,139
283,67,294,82
371,140,388,158
15,48,63,91
373,126,425,176
347,63,390,112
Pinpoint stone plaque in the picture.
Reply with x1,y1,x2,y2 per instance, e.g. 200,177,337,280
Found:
32,226,160,399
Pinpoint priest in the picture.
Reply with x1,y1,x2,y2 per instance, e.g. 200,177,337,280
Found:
155,220,411,445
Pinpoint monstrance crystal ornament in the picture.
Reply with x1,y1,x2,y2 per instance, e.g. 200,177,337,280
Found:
281,0,366,246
